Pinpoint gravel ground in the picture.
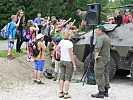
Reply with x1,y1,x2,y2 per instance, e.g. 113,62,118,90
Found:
0,55,133,100
0,78,132,100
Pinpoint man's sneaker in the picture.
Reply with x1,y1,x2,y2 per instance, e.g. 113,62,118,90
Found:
30,57,34,62
17,50,23,53
7,55,11,59
91,91,104,98
59,92,64,98
64,93,71,99
7,55,14,60
20,50,23,53
10,54,15,59
27,57,34,62
37,80,44,84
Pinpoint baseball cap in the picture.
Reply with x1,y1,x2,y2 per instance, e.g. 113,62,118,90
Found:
96,24,105,31
36,34,44,40
125,9,130,13
55,37,61,43
96,24,104,29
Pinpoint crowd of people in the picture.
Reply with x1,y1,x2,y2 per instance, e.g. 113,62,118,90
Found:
3,8,133,99
6,9,133,61
5,9,80,99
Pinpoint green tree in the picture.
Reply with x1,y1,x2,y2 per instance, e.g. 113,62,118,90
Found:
0,0,113,29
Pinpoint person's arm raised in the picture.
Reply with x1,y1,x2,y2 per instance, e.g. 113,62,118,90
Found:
58,17,71,28
68,19,76,29
46,16,50,25
32,23,39,31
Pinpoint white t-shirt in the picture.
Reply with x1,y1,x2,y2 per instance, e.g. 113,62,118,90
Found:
58,40,73,61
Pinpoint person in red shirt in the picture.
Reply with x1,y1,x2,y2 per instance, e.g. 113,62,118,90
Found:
122,9,133,24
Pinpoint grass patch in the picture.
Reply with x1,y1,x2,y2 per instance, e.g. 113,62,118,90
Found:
0,48,27,57
0,46,50,58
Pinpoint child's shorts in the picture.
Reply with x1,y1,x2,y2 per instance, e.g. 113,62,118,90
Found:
8,38,14,49
34,60,45,71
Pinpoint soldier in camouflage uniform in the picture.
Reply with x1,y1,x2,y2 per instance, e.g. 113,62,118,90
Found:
76,9,91,32
91,24,110,98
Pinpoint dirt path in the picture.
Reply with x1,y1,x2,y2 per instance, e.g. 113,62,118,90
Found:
0,55,133,100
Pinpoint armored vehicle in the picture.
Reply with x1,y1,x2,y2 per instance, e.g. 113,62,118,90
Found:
73,23,133,80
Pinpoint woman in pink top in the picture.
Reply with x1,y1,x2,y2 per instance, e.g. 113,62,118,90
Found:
122,9,133,24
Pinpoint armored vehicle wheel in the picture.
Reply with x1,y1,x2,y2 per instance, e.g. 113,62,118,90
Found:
130,63,133,80
115,69,130,77
109,56,117,79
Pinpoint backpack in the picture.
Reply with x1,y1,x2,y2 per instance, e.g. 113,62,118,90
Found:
0,23,11,39
43,69,54,79
53,46,61,61
22,29,30,42
32,41,42,57
87,73,96,85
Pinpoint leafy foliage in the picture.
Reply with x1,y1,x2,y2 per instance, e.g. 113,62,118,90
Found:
0,0,110,29
0,0,132,30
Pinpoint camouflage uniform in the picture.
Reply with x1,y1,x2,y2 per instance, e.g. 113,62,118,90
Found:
94,32,110,92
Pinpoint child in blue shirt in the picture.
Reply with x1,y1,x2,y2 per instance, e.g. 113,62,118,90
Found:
7,15,20,60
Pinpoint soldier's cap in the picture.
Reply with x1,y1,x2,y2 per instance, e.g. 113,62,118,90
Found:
96,24,104,29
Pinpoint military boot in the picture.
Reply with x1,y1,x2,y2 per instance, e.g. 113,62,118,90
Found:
91,91,104,98
104,87,109,97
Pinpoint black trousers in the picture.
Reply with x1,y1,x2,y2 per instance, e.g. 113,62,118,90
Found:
16,29,23,52
38,25,42,34
44,35,52,47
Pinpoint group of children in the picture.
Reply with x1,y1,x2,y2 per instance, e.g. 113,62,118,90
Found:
106,9,133,26
31,13,79,82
